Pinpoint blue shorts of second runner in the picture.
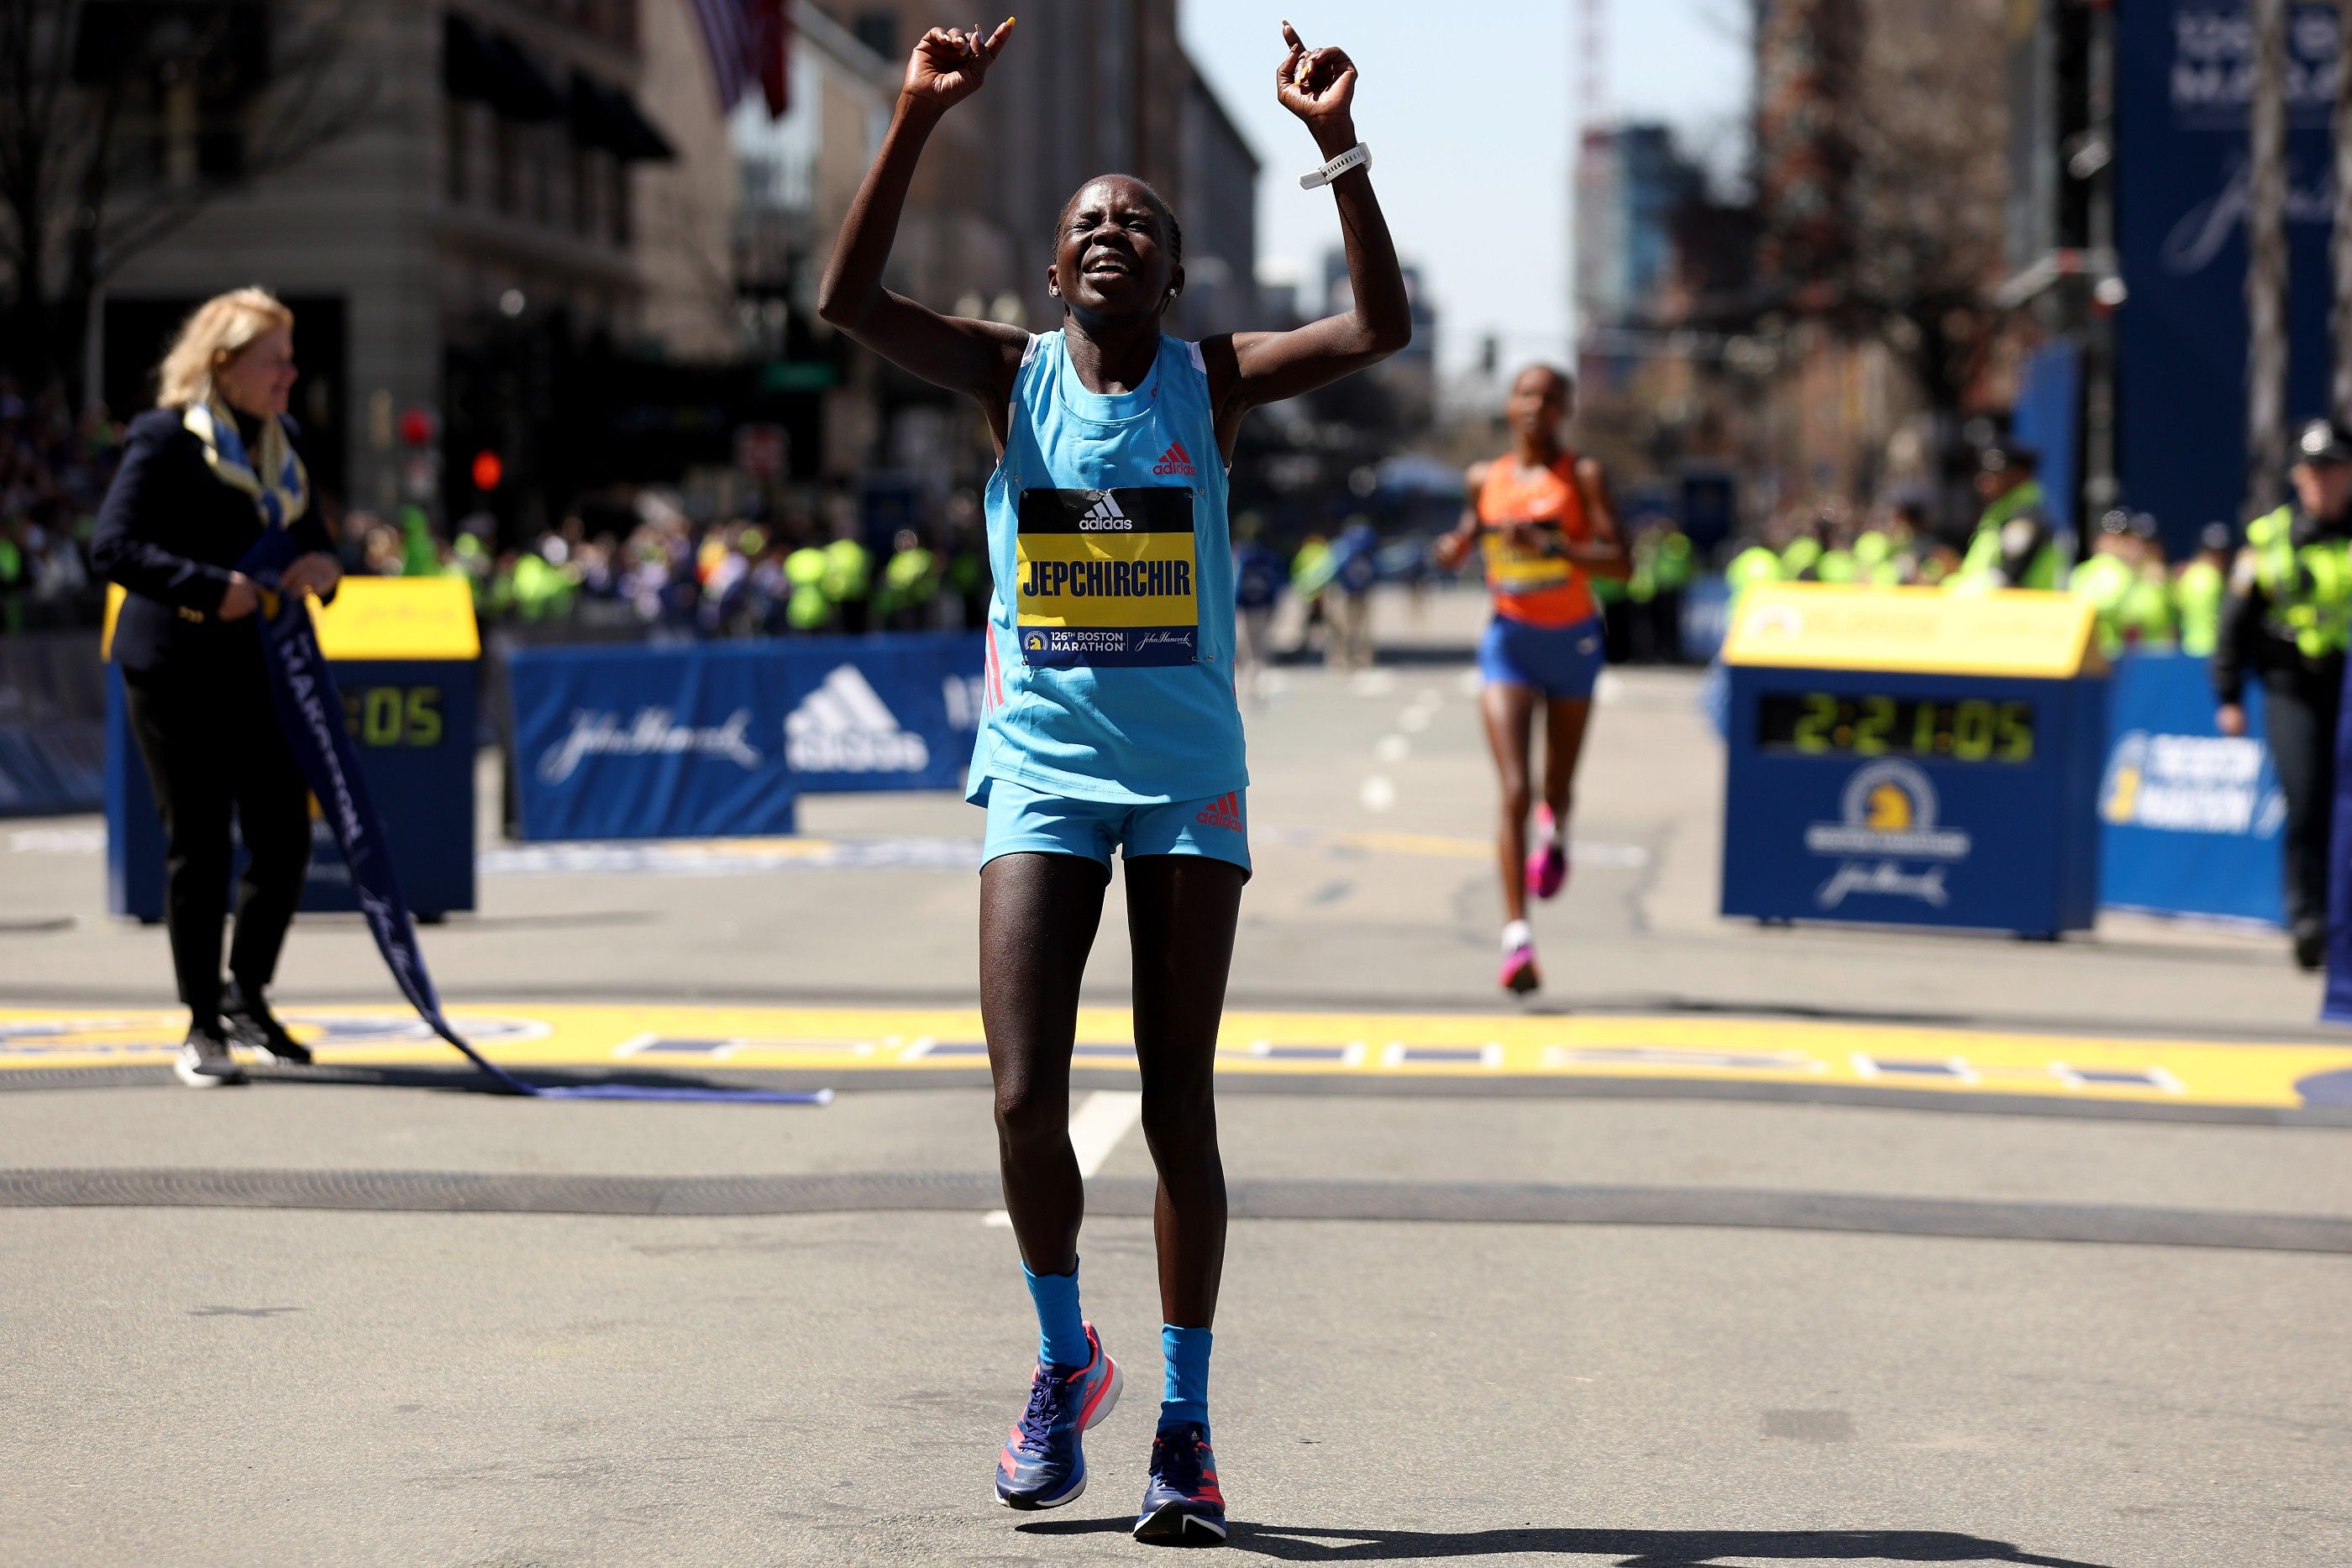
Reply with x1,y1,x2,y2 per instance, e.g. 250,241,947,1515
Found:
979,777,1252,878
1478,613,1605,700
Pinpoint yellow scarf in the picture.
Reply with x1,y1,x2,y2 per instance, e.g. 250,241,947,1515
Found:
184,396,309,530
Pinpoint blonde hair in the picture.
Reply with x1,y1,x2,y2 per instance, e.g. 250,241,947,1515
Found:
156,287,294,408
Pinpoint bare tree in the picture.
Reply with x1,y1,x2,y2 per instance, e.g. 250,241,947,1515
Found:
0,0,373,399
1741,0,2008,426
1839,0,2010,425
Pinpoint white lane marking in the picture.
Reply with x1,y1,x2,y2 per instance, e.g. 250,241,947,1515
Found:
1374,734,1411,763
984,1090,1145,1228
1359,776,1398,812
1348,670,1399,697
1456,669,1483,697
1398,706,1434,733
1594,669,1625,705
8,828,102,854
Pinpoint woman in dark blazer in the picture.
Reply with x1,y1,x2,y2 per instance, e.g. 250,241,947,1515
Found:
92,288,344,1086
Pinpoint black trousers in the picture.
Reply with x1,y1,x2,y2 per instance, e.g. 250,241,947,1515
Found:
2260,661,2343,934
123,664,312,1028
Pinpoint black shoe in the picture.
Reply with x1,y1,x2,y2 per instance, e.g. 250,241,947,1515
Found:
174,1025,247,1088
2294,922,2328,973
222,983,312,1066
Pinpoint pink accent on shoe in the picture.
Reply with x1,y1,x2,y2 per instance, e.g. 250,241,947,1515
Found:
1527,842,1567,900
1500,943,1541,995
1529,805,1569,899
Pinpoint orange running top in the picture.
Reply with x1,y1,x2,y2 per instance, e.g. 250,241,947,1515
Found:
1474,452,1596,627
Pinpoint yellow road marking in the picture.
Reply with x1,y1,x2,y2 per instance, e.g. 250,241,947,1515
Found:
3,1004,2349,1111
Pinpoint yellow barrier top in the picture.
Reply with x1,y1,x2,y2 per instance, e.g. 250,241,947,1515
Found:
103,577,480,662
1721,582,2102,679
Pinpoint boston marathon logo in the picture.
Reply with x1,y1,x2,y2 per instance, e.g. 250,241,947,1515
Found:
1805,759,1971,910
2102,730,2285,837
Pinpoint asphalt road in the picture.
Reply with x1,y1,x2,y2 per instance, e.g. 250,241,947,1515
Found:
3,590,2347,1566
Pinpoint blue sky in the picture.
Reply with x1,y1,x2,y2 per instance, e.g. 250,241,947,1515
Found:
1178,0,1751,376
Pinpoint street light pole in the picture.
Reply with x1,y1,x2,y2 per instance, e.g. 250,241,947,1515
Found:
2246,0,2290,520
2334,0,2352,427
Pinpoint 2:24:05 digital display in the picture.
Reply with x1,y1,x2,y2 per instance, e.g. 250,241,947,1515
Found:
1757,693,2036,763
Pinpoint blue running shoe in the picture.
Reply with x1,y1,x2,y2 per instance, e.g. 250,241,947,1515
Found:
1133,1423,1226,1545
995,1320,1121,1510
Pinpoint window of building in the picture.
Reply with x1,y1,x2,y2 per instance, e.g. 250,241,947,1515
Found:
446,97,470,205
495,116,520,216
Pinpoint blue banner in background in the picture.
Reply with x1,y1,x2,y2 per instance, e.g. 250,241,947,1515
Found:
2098,653,2283,926
2116,3,2338,553
510,642,797,842
2326,648,2352,1023
779,633,985,795
507,632,985,840
2012,341,2081,540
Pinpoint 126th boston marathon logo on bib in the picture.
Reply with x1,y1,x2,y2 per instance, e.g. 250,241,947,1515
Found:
1017,487,1199,667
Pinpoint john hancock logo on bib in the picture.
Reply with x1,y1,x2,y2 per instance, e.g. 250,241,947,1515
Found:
1016,486,1200,668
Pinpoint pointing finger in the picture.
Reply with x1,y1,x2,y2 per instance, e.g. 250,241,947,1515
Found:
1281,19,1305,52
984,17,1016,56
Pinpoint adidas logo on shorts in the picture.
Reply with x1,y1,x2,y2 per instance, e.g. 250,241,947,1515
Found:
1194,791,1243,832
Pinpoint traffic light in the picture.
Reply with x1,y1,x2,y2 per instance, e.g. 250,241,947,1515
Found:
470,450,503,492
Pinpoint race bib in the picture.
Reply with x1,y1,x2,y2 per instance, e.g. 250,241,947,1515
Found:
1483,525,1574,594
1016,487,1199,667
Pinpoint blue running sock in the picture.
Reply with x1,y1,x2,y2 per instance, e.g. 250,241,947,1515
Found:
1159,1324,1213,1437
1023,1261,1089,1369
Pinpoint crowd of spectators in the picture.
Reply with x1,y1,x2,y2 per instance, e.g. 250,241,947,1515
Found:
335,494,994,641
0,376,120,632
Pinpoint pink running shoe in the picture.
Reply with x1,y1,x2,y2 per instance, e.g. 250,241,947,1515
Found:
1500,941,1541,995
1527,807,1569,901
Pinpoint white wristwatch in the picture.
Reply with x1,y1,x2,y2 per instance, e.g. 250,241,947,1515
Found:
1299,142,1371,190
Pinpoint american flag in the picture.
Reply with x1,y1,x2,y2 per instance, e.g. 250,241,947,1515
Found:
686,0,791,117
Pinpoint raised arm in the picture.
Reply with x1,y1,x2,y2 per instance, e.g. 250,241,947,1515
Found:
817,21,1027,434
1205,24,1411,437
1433,463,1490,572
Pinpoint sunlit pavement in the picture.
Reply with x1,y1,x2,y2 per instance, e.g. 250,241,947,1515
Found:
4,590,2348,1566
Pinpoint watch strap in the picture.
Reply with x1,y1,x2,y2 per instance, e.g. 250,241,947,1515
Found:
1299,142,1371,190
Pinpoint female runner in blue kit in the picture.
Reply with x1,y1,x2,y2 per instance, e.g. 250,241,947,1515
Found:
819,15,1410,1546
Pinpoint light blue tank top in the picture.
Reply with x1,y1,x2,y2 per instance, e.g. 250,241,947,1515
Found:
968,330,1244,805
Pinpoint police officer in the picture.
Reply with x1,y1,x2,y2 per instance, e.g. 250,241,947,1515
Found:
89,288,338,1086
2176,522,2232,658
2215,419,2352,969
2070,510,2139,658
1725,532,1785,601
1952,447,2063,592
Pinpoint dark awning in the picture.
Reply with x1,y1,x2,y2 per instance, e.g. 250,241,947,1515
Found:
75,2,267,88
444,13,564,121
567,71,675,164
